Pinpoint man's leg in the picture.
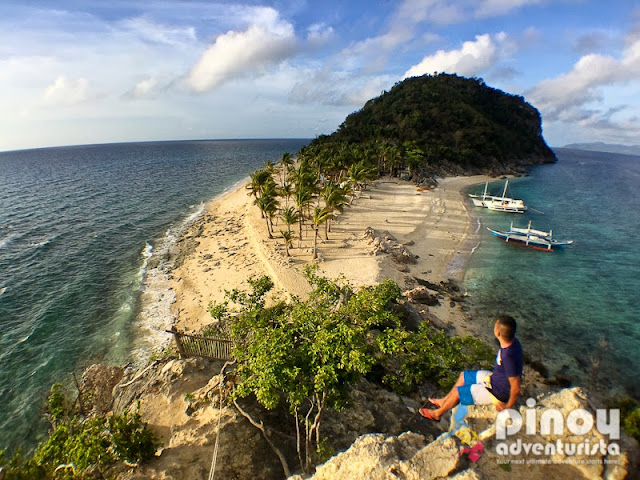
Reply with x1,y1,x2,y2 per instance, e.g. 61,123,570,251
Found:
429,371,464,407
421,370,492,421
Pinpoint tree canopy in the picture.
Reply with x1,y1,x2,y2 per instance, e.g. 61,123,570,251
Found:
208,267,493,476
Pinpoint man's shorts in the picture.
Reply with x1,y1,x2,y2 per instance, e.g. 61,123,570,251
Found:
457,370,495,406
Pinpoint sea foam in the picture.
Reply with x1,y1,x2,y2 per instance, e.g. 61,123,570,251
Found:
130,203,208,364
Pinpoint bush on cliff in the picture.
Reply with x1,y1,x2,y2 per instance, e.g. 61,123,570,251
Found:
0,385,160,479
207,267,492,476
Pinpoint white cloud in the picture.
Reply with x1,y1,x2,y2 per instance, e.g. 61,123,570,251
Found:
403,32,509,78
526,34,640,120
119,16,196,46
394,0,466,26
185,7,297,92
289,66,394,107
123,77,163,100
475,0,545,18
307,23,334,47
344,76,396,105
341,0,546,75
42,76,90,106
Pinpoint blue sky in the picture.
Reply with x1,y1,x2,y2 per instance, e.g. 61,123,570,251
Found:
1,0,639,151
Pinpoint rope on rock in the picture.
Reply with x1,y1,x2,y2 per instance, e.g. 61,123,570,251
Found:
208,361,234,480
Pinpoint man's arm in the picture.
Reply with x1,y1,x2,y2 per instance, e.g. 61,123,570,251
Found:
496,376,521,412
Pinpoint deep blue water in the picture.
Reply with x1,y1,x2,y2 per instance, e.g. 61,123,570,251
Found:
0,139,309,451
465,148,640,400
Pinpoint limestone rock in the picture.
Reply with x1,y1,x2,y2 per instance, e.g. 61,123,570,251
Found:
301,433,460,480
403,286,439,306
81,364,124,414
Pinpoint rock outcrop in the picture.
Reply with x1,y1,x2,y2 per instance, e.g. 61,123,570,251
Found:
81,354,640,480
293,388,639,480
364,227,417,265
81,363,124,414
290,433,460,480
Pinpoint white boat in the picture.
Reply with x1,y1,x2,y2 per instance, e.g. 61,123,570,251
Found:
469,180,527,213
487,221,573,251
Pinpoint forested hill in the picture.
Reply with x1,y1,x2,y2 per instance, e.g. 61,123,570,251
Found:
308,73,556,178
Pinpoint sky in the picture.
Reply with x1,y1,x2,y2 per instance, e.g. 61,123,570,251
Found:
1,0,640,152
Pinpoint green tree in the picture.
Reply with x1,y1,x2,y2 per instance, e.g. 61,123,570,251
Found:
281,230,294,256
0,387,160,479
293,184,313,244
280,206,300,235
279,152,295,186
248,169,273,200
321,182,349,238
311,207,333,260
255,184,280,238
216,269,401,475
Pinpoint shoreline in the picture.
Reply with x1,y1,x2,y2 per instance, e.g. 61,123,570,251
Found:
130,177,253,363
158,174,493,338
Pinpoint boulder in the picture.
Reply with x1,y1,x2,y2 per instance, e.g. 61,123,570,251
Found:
81,364,124,414
298,433,460,480
403,286,439,306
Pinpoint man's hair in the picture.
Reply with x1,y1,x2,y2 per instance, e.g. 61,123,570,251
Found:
496,315,517,342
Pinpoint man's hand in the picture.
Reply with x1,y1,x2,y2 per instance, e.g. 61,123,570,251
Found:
495,402,508,412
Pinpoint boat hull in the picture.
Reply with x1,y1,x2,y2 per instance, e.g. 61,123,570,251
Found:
487,227,573,251
468,180,527,213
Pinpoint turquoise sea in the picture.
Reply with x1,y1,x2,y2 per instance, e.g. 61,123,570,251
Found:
0,139,309,451
464,148,640,400
1,142,638,452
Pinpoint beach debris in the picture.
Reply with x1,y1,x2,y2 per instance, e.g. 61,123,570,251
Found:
364,227,417,264
402,286,440,306
413,277,465,302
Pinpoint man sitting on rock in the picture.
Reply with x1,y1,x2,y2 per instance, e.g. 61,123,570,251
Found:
420,315,523,421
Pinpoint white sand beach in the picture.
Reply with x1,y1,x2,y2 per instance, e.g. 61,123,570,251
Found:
170,175,492,334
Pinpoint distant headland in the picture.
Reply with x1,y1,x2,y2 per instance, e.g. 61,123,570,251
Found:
305,72,557,184
562,142,640,156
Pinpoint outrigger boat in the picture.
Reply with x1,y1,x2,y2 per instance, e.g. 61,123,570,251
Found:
487,221,574,251
469,180,527,213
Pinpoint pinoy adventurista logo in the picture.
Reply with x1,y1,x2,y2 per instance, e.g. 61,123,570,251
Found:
495,398,621,466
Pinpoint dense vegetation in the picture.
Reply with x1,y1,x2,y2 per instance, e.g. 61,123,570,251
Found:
207,267,494,476
0,385,159,479
304,73,556,179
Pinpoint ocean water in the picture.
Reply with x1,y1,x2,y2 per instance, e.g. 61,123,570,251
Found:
0,139,309,451
464,148,640,400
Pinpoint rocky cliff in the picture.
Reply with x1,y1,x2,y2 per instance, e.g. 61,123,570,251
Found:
81,359,638,480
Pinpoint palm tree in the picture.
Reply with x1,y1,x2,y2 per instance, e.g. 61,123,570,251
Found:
280,206,300,234
321,182,348,239
293,184,313,244
264,160,276,175
248,169,273,200
281,230,294,257
311,206,333,260
255,185,279,238
279,181,294,209
348,161,376,194
279,152,294,185
403,141,424,177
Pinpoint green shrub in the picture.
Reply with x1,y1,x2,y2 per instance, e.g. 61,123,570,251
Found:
1,385,160,478
377,321,494,394
108,406,160,463
46,383,67,423
623,407,640,442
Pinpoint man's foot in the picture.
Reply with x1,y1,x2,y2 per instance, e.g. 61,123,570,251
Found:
419,408,440,421
428,398,443,407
